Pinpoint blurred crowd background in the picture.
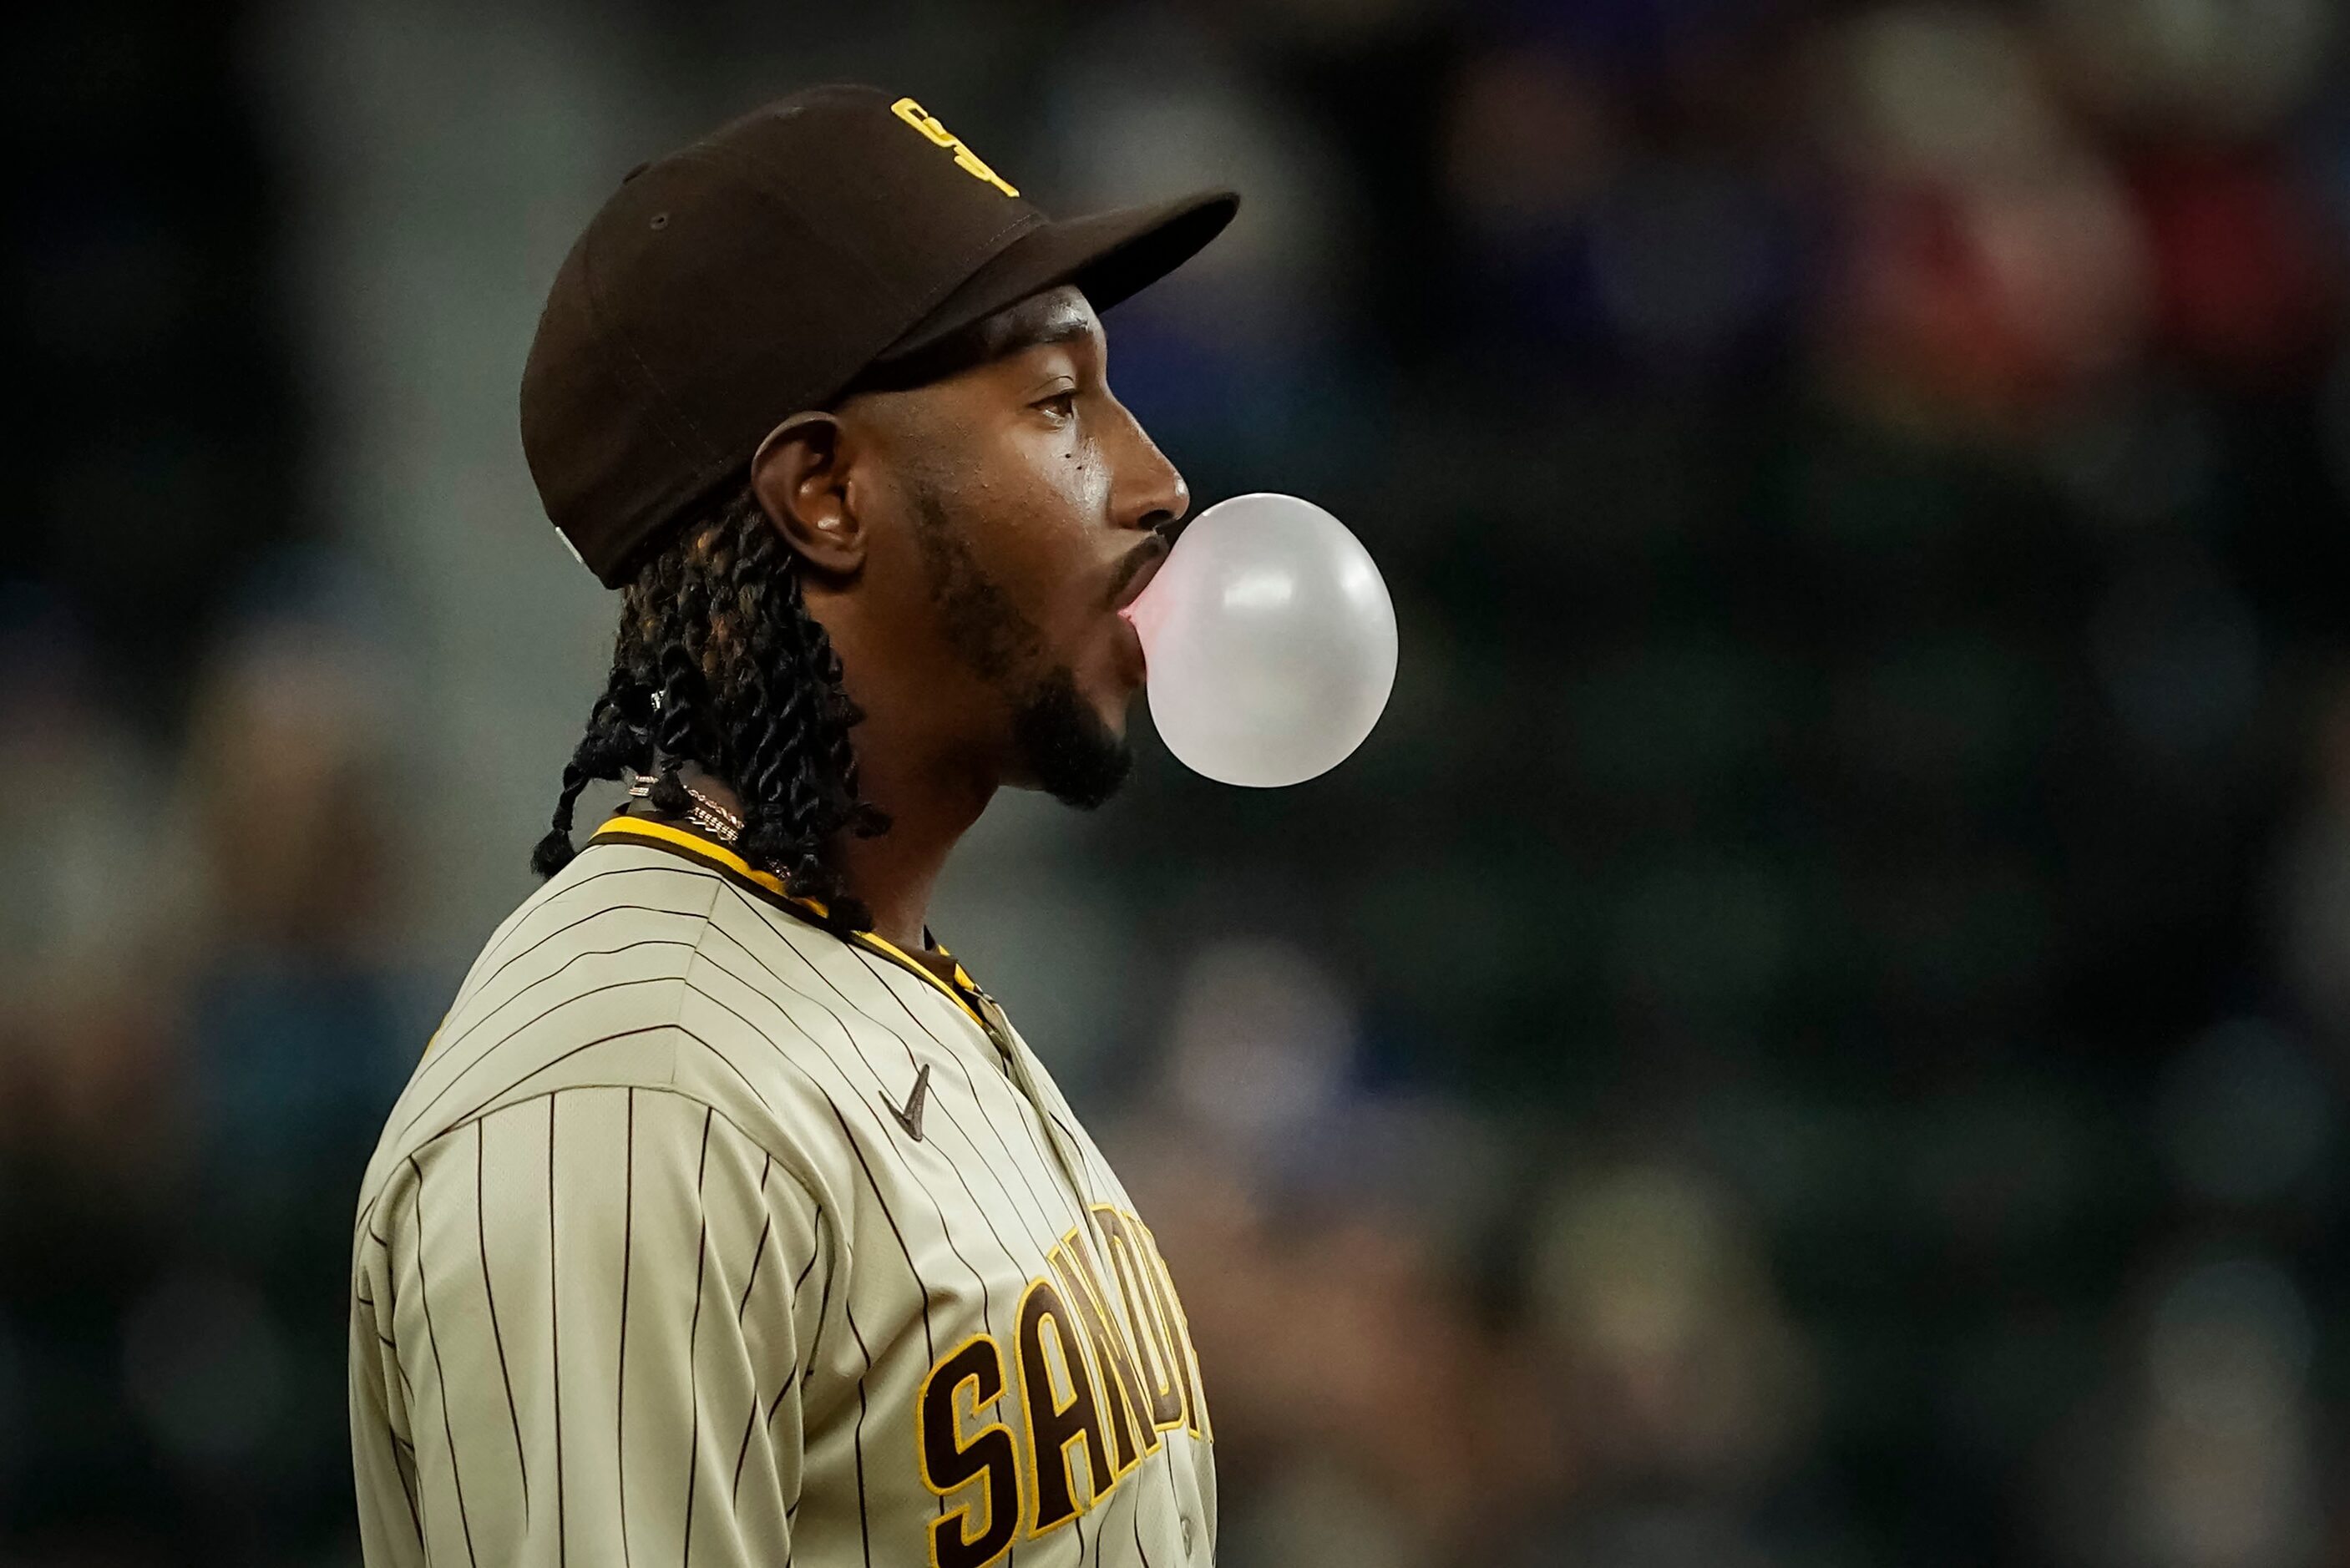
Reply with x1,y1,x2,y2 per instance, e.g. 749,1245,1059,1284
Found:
9,0,2350,1563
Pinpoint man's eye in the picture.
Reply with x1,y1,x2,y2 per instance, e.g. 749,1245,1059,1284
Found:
1035,390,1078,422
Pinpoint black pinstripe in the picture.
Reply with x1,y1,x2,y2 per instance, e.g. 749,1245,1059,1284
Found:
371,1227,428,1558
824,948,1116,1563
671,964,1002,1535
394,1437,428,1565
476,1118,529,1520
681,1105,715,1565
828,935,1080,1242
696,938,1035,1565
891,964,1168,1568
682,917,1041,1565
736,1155,773,1321
729,1394,762,1507
422,940,699,1090
549,1094,567,1568
617,1090,638,1568
401,996,690,1141
730,1156,776,1505
408,1156,482,1568
1061,1132,1198,1555
773,1212,823,1425
888,1021,1074,1274
367,1308,415,1399
458,862,721,987
791,1205,834,1404
414,1024,723,1156
467,908,712,1006
712,898,1066,1260
823,1095,939,1403
842,1281,874,1568
717,895,1139,1562
677,953,952,1538
686,940,1000,1336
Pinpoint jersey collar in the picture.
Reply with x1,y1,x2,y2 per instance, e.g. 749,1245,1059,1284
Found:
585,814,987,1025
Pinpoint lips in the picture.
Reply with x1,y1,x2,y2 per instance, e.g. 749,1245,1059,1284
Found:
1111,537,1169,615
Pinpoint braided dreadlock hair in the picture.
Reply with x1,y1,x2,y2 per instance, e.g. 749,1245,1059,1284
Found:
529,480,887,928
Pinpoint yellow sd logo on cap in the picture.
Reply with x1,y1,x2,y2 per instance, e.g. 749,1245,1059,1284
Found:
891,97,1021,199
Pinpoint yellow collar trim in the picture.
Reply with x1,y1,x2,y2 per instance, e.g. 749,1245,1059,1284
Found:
589,814,985,1023
600,813,788,893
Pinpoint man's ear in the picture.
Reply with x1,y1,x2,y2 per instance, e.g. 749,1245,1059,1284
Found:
750,411,864,575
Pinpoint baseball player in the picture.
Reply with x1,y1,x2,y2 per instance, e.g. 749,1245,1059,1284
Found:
347,86,1234,1567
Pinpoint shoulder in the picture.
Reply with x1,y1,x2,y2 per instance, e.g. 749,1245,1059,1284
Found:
441,833,735,1018
352,833,906,1220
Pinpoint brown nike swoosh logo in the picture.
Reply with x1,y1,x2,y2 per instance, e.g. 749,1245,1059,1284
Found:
884,1063,931,1142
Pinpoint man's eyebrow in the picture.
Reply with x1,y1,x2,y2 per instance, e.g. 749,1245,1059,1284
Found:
982,309,1099,360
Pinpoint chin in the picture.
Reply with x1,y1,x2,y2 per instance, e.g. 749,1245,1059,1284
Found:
1010,665,1134,811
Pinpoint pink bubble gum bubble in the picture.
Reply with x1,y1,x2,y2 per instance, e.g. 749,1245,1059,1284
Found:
1127,493,1397,788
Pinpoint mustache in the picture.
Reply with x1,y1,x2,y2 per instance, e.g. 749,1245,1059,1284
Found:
1104,530,1172,607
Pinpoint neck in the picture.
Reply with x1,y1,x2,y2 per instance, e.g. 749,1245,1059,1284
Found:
805,579,1009,960
676,727,993,959
827,717,995,955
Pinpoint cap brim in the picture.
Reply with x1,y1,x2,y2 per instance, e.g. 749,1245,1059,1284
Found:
874,190,1238,368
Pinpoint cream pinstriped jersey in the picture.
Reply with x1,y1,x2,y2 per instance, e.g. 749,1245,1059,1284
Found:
348,814,1215,1568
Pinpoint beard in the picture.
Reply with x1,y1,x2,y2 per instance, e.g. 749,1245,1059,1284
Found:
1010,665,1132,809
909,484,1133,810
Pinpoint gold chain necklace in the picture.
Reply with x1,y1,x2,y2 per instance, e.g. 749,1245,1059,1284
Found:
625,769,745,844
680,781,745,843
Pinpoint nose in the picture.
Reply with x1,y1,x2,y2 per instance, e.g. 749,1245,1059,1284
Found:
1112,402,1188,537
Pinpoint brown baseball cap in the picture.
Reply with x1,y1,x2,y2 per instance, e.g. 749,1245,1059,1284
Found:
520,83,1238,588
